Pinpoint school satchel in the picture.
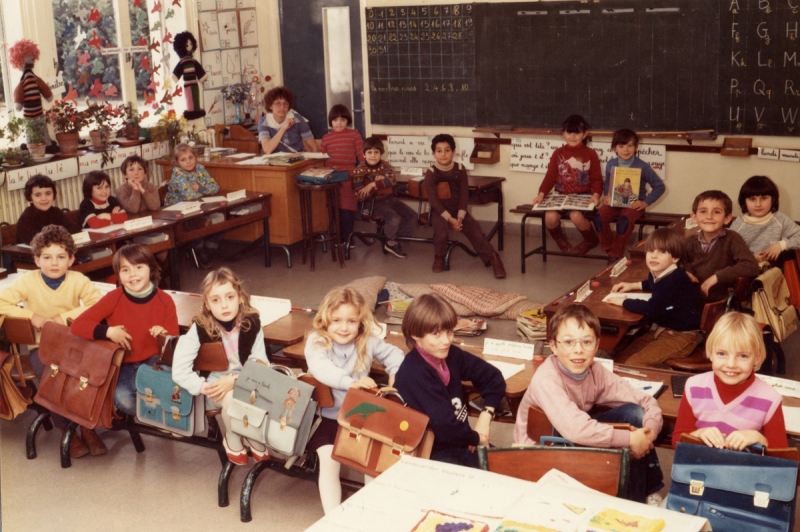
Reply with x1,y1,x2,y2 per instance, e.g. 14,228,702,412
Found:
333,388,434,477
668,442,798,532
407,178,451,200
228,361,318,457
751,266,798,343
0,349,32,421
783,258,800,308
34,322,125,430
134,364,206,437
295,167,349,185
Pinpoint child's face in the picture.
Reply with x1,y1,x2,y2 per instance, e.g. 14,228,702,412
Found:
364,148,382,166
550,318,598,374
205,281,240,322
745,195,772,218
125,163,146,185
327,303,360,345
34,243,74,280
92,180,111,203
645,248,678,277
412,329,454,360
30,186,54,211
709,339,760,386
331,117,348,133
433,142,454,166
118,256,151,293
177,151,197,173
614,140,637,161
691,199,732,240
562,129,589,148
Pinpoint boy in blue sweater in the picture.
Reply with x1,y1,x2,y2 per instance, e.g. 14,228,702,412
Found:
607,228,704,367
594,129,665,263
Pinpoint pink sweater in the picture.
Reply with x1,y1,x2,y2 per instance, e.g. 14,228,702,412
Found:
513,356,663,448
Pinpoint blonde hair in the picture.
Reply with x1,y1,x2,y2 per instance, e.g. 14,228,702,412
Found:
194,267,258,340
312,287,375,373
705,312,766,369
401,293,458,350
172,142,195,165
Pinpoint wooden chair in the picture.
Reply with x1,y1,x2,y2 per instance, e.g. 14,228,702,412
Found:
477,445,629,497
0,317,51,429
526,404,631,447
663,297,728,373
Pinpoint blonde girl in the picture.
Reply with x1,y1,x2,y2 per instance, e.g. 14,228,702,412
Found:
172,267,270,465
305,287,404,514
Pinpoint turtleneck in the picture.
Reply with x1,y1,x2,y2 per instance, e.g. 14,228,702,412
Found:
434,161,455,173
124,282,155,299
742,212,774,225
416,344,450,386
557,360,589,381
617,156,635,168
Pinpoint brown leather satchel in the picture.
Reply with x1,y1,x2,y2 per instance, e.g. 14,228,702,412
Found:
0,350,32,421
333,388,434,477
34,322,125,429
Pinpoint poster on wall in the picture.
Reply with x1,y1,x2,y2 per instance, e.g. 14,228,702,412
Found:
221,48,242,85
240,47,259,81
198,12,221,51
217,0,236,9
197,0,216,11
204,89,225,126
217,11,240,49
240,10,258,47
236,0,255,7
202,51,224,89
387,136,475,171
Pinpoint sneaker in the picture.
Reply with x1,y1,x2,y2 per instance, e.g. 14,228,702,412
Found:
384,242,407,258
646,493,665,507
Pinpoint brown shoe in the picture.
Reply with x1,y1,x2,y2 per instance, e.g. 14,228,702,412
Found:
547,226,573,253
62,428,89,459
81,427,108,456
571,228,600,255
488,253,506,279
432,256,445,273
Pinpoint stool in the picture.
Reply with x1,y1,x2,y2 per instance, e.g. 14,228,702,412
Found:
296,182,345,271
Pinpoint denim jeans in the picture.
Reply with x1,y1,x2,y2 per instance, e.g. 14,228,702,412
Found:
430,445,480,469
115,354,160,416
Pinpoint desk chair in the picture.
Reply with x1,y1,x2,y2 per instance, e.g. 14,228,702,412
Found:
526,404,632,447
0,317,52,428
344,195,390,259
477,445,629,497
663,297,728,373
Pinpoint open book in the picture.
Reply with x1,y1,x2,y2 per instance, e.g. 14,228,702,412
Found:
532,192,596,211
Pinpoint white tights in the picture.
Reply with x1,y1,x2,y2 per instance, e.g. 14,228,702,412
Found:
213,390,267,455
317,444,341,514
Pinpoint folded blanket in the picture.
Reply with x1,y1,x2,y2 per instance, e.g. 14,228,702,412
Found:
430,284,527,316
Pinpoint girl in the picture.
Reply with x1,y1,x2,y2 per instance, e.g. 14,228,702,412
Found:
78,171,128,229
531,114,603,255
164,143,224,269
171,267,270,465
731,175,800,267
394,293,505,469
70,244,179,453
305,287,404,514
672,312,787,449
320,104,365,244
258,86,317,154
116,155,162,213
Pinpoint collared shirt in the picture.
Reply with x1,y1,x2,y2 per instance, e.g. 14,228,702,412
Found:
694,228,726,253
651,263,678,283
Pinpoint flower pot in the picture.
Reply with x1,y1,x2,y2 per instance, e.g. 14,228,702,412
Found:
89,129,109,151
124,125,141,141
55,132,81,156
28,143,46,158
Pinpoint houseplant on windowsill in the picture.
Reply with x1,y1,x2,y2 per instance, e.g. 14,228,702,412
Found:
25,115,47,158
1,116,31,166
150,109,187,157
121,103,143,141
86,101,123,151
46,100,90,156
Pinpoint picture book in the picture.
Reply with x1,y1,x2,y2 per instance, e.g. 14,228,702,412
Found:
610,167,642,208
532,192,595,211
587,508,665,532
411,510,489,532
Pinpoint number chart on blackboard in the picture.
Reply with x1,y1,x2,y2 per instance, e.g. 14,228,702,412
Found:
366,4,476,127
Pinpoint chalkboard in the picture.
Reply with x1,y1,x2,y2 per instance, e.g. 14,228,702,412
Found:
474,0,718,131
718,1,800,136
366,4,476,126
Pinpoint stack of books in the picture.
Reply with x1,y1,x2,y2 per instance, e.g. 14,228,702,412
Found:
517,308,547,341
385,300,411,325
454,318,487,337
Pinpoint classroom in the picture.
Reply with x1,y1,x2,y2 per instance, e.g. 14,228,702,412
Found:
1,0,799,531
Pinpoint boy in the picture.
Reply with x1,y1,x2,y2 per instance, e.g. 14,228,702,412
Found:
0,225,103,457
607,228,704,367
513,304,664,503
424,134,506,278
684,190,759,302
351,136,417,258
16,174,81,245
594,129,665,263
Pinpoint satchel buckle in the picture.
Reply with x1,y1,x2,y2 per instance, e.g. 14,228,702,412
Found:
391,442,404,456
754,490,770,508
249,390,257,404
348,426,362,442
50,364,59,377
172,410,181,422
689,479,705,496
146,391,154,403
79,376,88,391
243,415,249,428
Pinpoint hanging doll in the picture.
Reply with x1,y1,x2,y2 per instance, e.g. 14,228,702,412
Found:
172,32,208,121
9,39,53,119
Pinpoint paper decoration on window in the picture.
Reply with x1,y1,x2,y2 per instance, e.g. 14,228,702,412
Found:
221,48,241,85
63,84,78,103
77,71,90,87
88,30,103,51
199,12,220,50
240,10,257,47
202,51,223,88
77,51,91,66
240,47,259,81
217,11,240,49
204,89,224,126
88,78,104,98
151,1,162,14
237,0,255,7
197,0,214,12
74,26,87,47
88,8,101,23
217,0,236,9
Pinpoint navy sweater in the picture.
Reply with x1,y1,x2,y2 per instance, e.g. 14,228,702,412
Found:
622,267,704,331
395,346,505,453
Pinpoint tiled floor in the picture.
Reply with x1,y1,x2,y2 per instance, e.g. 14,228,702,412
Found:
2,226,798,531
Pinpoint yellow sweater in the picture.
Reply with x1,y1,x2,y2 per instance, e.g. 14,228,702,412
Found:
0,270,102,346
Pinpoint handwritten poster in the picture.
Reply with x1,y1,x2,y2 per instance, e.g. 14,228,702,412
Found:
198,12,220,51
236,0,255,7
509,138,562,174
216,0,236,9
221,49,242,86
204,89,225,126
240,10,258,47
142,141,171,161
217,11,240,49
201,51,223,89
387,136,475,170
779,149,800,163
44,158,79,182
78,151,104,175
240,48,259,82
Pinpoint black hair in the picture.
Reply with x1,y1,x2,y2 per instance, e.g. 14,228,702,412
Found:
82,171,111,200
737,175,779,214
562,115,590,133
362,136,385,155
328,104,352,127
173,32,198,59
611,128,639,150
431,133,455,151
24,174,57,202
121,155,148,176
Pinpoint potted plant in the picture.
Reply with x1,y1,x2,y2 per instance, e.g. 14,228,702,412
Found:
25,116,47,158
46,100,90,155
86,101,123,150
150,109,188,156
220,82,251,124
2,117,28,165
122,103,143,141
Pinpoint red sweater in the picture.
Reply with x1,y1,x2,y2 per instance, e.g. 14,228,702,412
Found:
321,128,365,212
539,144,603,196
70,287,179,364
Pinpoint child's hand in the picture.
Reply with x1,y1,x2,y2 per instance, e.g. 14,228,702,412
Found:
686,271,699,283
30,314,51,331
591,193,601,207
611,282,637,293
112,206,122,214
628,427,654,459
350,376,377,390
605,295,626,307
106,326,132,350
700,274,718,296
97,213,112,220
448,217,463,231
204,374,237,402
692,427,726,449
474,412,492,446
725,429,767,451
357,182,377,200
601,195,610,206
631,200,647,211
531,192,545,206
756,243,783,262
190,181,200,192
149,326,167,337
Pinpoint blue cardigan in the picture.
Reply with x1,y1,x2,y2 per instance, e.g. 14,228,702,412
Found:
605,156,665,206
623,267,704,331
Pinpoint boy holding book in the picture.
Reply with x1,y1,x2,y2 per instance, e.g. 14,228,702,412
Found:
594,129,665,263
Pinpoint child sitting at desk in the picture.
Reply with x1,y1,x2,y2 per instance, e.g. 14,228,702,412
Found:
116,155,162,214
593,129,665,263
165,143,224,269
424,133,506,278
0,225,102,457
16,174,81,245
684,190,759,301
531,114,603,255
671,312,787,449
607,228,703,367
351,136,417,258
513,304,664,503
79,171,128,229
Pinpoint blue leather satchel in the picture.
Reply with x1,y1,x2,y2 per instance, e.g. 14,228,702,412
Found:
135,364,204,437
295,168,349,185
668,442,798,532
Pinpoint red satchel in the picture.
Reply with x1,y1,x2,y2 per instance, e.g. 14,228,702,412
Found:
34,322,125,429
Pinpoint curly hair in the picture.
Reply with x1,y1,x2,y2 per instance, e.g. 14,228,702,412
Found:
173,32,198,58
263,86,295,111
9,39,40,70
31,225,76,258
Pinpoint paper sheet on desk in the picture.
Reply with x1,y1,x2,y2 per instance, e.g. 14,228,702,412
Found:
302,152,330,159
200,196,227,203
91,282,116,296
758,375,800,399
89,223,125,234
602,292,652,303
163,201,201,211
487,360,526,380
249,295,291,326
782,406,800,433
236,156,270,165
225,153,252,159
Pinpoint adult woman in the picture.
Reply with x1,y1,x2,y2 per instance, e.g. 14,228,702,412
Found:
257,86,318,154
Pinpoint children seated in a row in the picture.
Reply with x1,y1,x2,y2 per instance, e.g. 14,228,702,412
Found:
78,171,128,229
17,175,80,245
0,225,103,456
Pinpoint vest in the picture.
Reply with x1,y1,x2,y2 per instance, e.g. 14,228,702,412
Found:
194,314,261,366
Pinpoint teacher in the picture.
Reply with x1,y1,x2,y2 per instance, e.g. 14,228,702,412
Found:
258,86,318,154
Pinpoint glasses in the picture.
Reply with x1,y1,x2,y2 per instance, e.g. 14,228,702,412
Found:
272,101,290,108
556,337,597,350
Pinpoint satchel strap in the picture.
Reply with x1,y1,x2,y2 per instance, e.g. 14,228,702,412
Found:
158,334,180,365
377,390,406,406
269,364,296,378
